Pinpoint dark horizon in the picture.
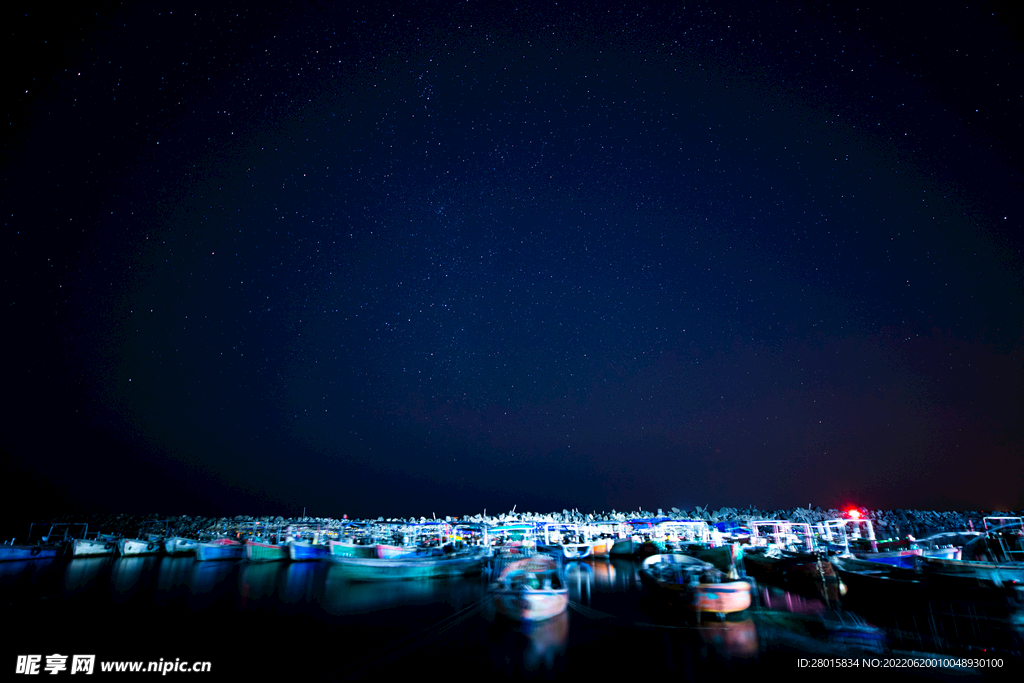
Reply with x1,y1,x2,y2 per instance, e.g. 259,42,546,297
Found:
3,1,1022,523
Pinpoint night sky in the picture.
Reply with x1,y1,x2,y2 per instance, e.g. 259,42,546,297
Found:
4,1,1022,521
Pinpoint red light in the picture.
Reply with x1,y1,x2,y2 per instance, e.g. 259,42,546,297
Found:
847,509,862,519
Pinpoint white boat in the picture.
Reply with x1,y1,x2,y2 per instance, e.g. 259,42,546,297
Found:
72,538,116,556
491,555,568,622
163,537,199,555
118,537,163,556
118,519,173,556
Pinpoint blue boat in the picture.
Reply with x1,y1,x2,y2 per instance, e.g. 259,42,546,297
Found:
0,522,83,561
288,540,332,561
195,539,245,561
0,544,60,562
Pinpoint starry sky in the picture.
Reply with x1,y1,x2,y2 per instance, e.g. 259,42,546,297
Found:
3,1,1022,521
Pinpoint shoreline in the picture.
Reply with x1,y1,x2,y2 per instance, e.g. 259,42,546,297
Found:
10,506,1022,544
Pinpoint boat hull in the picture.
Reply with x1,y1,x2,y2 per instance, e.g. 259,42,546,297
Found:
329,541,377,559
743,549,840,586
118,538,163,556
195,540,244,561
851,548,922,568
641,572,752,614
609,538,637,556
538,543,592,560
245,542,288,562
163,537,198,555
327,549,488,581
491,557,569,622
72,538,117,557
691,544,742,576
915,555,1024,584
640,554,752,616
288,541,331,561
0,545,60,562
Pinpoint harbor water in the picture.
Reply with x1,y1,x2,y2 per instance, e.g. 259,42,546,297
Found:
2,554,1021,680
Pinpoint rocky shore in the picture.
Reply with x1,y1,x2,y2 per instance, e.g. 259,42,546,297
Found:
18,506,1022,543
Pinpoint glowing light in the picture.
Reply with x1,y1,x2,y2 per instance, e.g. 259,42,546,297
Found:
847,509,862,519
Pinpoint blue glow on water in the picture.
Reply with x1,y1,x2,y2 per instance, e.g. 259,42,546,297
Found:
1,555,1021,679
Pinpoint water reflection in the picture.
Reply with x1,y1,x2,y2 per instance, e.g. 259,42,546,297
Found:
488,611,569,676
596,558,641,591
565,561,592,604
189,559,234,597
0,557,60,597
238,561,283,608
588,558,616,587
696,618,759,659
110,557,153,602
156,556,192,593
758,584,829,614
322,566,485,616
63,557,113,595
281,562,317,605
4,551,1021,675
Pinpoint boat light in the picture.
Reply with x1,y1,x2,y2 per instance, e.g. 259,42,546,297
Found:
847,509,862,519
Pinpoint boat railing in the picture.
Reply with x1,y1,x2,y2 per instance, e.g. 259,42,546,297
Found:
656,520,711,545
815,519,878,554
750,521,814,552
982,516,1023,533
32,522,90,545
980,520,1024,563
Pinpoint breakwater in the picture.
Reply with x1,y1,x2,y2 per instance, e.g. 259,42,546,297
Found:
16,506,1021,542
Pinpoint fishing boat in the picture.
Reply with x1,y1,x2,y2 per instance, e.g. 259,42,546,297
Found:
690,542,744,578
65,523,121,557
329,540,378,558
0,542,60,562
328,521,378,558
72,536,119,557
639,553,752,618
660,520,712,553
453,522,490,550
326,545,490,581
286,540,331,561
912,531,975,560
743,521,838,584
584,530,615,558
609,535,639,557
118,538,164,556
195,538,245,561
491,555,569,622
246,540,289,562
964,517,1024,563
163,537,199,555
286,524,331,561
240,522,288,562
489,523,539,556
913,521,1024,586
608,517,672,556
631,518,675,556
118,520,171,556
374,521,454,559
0,523,80,562
831,554,1024,614
831,554,1024,656
536,523,592,560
